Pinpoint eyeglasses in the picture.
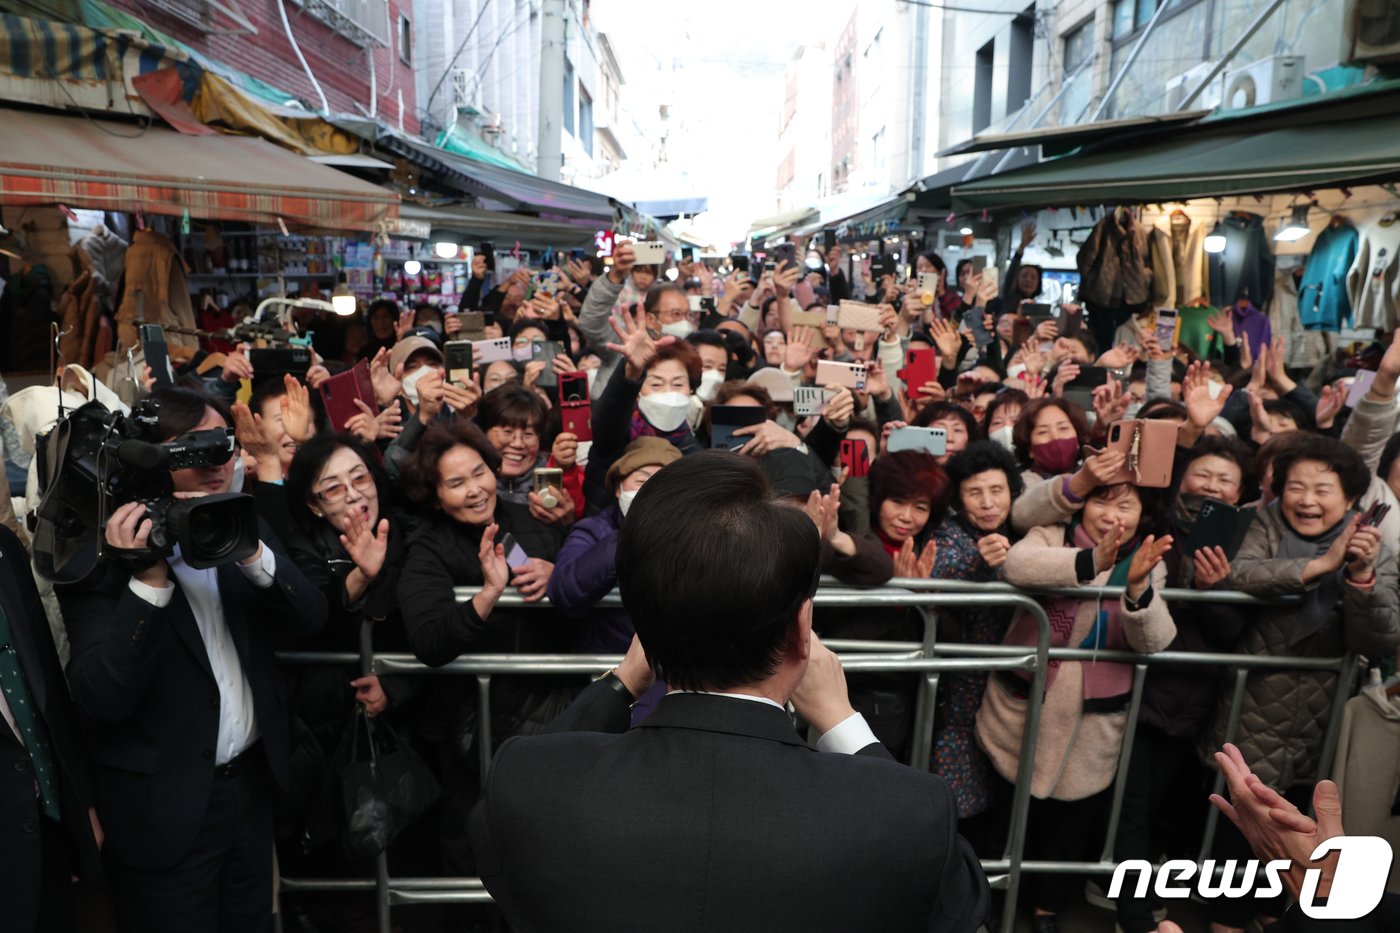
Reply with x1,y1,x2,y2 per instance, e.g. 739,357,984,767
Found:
490,426,539,444
315,471,375,504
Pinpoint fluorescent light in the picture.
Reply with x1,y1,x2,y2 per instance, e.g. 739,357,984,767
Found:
403,259,422,275
1274,205,1311,242
433,241,459,259
1204,223,1227,254
959,227,973,235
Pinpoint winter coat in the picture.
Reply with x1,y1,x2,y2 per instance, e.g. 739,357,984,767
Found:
976,522,1175,800
547,505,633,653
1347,213,1400,331
1148,225,1176,307
581,367,701,511
113,230,197,355
0,265,55,371
1077,212,1151,308
929,515,1014,818
1208,212,1275,308
1157,213,1208,308
1208,505,1400,788
1298,222,1359,332
77,226,128,307
576,274,626,398
56,270,102,370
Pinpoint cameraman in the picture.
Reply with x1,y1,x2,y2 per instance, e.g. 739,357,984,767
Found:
55,386,327,932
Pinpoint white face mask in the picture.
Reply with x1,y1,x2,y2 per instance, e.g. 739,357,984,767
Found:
1006,363,1027,381
1123,402,1143,419
618,488,638,516
401,366,432,405
637,391,691,432
990,423,1015,451
660,319,694,339
695,368,724,402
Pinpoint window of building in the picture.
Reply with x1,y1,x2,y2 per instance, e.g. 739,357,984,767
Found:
1113,0,1165,39
1008,6,1034,112
563,59,575,135
1063,18,1092,73
973,39,994,133
579,88,594,157
398,14,412,65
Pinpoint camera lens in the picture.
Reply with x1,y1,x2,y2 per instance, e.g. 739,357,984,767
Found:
167,493,259,570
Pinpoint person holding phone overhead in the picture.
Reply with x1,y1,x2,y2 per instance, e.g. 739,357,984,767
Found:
394,418,576,879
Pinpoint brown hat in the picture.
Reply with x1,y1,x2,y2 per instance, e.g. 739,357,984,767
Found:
605,437,683,493
389,336,443,374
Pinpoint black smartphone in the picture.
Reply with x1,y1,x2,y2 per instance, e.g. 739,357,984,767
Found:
478,242,496,272
569,247,587,262
1186,499,1257,561
1066,365,1111,389
709,405,766,451
532,340,561,389
139,323,175,388
872,255,896,280
822,230,837,252
1022,302,1055,321
248,347,312,380
731,254,750,274
445,340,473,385
773,243,798,270
681,247,694,263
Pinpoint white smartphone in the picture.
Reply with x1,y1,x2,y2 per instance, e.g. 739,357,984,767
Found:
1155,308,1179,348
631,241,666,264
473,336,513,365
793,386,824,416
887,426,948,457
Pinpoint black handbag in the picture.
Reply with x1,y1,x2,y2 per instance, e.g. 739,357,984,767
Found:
306,709,442,859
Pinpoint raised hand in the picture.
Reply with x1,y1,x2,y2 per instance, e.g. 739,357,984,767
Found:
369,347,401,407
1095,342,1138,371
733,420,801,457
414,368,447,424
784,326,818,372
231,401,278,463
220,344,254,384
477,523,509,598
395,309,416,340
608,240,636,284
551,431,579,468
822,386,855,431
1126,534,1173,598
1345,521,1382,582
528,487,576,528
1181,361,1232,429
1051,361,1081,398
345,398,380,443
1314,380,1345,430
340,512,390,579
1094,518,1126,574
893,539,937,579
929,316,962,366
804,483,842,543
1206,308,1236,345
606,303,675,380
280,374,314,442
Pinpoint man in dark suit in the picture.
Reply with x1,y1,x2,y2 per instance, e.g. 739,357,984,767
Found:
0,524,104,932
53,387,327,932
470,451,988,932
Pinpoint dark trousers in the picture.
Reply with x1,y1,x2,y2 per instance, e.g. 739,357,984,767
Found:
1113,724,1211,933
108,755,275,933
1019,783,1111,914
35,816,76,933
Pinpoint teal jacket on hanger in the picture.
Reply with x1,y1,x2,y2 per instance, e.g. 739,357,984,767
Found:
1299,221,1359,332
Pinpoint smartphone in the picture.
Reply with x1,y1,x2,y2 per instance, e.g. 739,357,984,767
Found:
457,311,486,338
839,438,870,478
1066,365,1111,390
688,295,703,313
730,254,750,274
872,255,896,280
631,241,666,264
826,304,840,326
139,323,175,388
559,372,592,442
918,272,940,295
499,532,530,570
836,300,883,334
700,296,716,313
822,230,837,252
1022,302,1055,321
1186,498,1256,561
249,347,312,379
773,243,798,270
681,247,695,263
1105,419,1180,487
971,255,988,274
815,359,868,391
897,348,940,391
319,359,377,432
569,247,587,262
473,336,513,365
1359,501,1391,529
530,341,560,389
1155,308,1179,348
444,340,473,385
887,426,948,457
709,405,767,451
793,386,824,417
1346,369,1378,408
532,467,564,508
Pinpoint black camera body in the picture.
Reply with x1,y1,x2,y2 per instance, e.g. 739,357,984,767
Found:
31,398,259,584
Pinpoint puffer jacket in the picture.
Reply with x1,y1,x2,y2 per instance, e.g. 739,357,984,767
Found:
1208,504,1400,788
976,523,1175,800
1077,212,1151,308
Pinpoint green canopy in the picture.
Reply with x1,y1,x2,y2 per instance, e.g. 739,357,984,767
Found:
952,108,1400,212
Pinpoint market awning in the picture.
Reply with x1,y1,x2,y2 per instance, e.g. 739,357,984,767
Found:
951,109,1400,212
936,112,1209,159
0,106,399,230
747,207,820,242
396,203,601,251
789,189,911,240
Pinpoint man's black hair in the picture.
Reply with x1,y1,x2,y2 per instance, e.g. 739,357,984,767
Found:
617,451,820,692
149,385,231,440
686,329,729,354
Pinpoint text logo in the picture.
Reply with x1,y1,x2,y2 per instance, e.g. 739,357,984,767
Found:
1107,836,1392,921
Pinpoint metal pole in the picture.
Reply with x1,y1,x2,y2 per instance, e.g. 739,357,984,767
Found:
1089,0,1177,121
1316,653,1359,783
476,675,494,780
358,619,391,933
908,605,941,770
1175,0,1289,111
535,0,567,180
1100,664,1148,863
1199,667,1250,861
998,596,1051,933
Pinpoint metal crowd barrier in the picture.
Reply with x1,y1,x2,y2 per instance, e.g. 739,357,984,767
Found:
274,578,1360,933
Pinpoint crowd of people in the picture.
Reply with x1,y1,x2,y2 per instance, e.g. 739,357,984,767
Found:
1,226,1397,933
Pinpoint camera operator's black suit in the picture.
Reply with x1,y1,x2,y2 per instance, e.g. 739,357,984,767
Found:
469,679,989,933
55,522,326,930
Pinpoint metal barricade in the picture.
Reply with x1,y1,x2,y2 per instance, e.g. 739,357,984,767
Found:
274,578,1362,933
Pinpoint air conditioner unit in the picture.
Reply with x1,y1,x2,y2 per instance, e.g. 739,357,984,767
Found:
452,69,483,115
1221,55,1304,111
1164,61,1222,111
1349,0,1400,63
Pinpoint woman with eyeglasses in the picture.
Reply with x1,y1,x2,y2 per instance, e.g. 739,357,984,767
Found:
476,385,583,526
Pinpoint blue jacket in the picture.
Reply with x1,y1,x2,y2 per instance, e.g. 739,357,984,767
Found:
1298,222,1359,332
546,505,634,654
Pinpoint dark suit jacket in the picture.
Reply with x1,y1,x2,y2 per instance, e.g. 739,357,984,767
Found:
470,684,989,932
0,525,104,930
55,524,326,870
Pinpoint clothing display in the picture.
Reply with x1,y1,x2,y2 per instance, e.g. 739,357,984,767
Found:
0,265,56,372
1297,220,1359,332
1348,211,1400,331
1231,300,1272,360
1076,210,1152,308
1270,264,1330,370
1157,212,1209,307
1208,212,1275,309
113,229,198,355
55,270,103,370
76,224,128,308
1147,224,1175,306
1176,304,1223,360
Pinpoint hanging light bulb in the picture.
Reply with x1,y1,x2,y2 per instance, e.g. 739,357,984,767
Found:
1274,204,1312,242
433,241,460,260
330,279,358,316
1203,223,1227,254
403,259,422,275
959,227,973,236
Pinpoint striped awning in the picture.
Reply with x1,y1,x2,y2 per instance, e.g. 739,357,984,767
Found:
0,106,399,231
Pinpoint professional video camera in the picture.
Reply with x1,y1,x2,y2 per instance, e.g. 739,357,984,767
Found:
30,398,259,584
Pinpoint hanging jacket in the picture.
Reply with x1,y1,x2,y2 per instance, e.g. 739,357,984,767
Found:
1076,212,1151,308
113,230,197,355
77,226,128,308
1208,212,1275,308
1232,301,1272,360
1157,213,1208,307
56,270,102,370
1298,222,1359,332
1148,225,1176,306
1347,212,1400,331
0,266,56,371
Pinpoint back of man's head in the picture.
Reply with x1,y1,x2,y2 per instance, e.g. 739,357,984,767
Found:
617,451,821,693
